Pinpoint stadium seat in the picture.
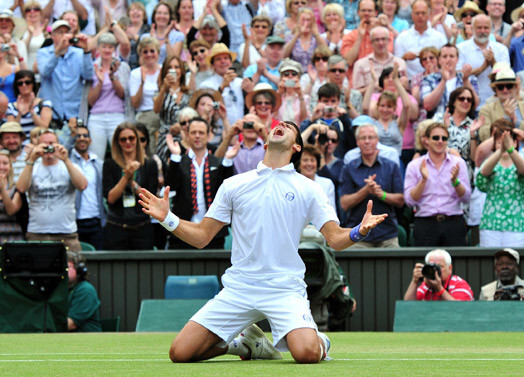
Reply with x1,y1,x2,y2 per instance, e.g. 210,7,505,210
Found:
80,241,96,252
397,225,407,247
164,275,220,299
100,316,120,332
135,299,209,332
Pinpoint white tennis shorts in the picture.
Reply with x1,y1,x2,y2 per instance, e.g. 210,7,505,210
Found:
190,273,318,351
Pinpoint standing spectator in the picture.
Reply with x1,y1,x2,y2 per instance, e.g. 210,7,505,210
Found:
0,121,26,180
125,2,150,70
16,129,88,252
453,1,484,45
479,249,524,301
69,125,104,250
239,15,272,69
378,0,409,37
340,123,404,247
0,33,19,103
404,249,474,301
6,70,52,138
456,14,510,108
404,122,471,246
222,0,254,55
276,58,309,125
274,0,303,39
187,88,228,148
187,0,229,49
0,10,27,68
130,37,161,154
323,55,362,118
300,46,332,99
410,46,439,107
37,20,94,123
164,117,237,249
140,2,184,65
476,119,524,247
507,5,524,74
0,148,23,242
201,43,244,127
188,39,214,90
393,0,447,81
245,83,281,131
487,0,510,44
102,123,158,250
243,35,285,90
153,55,191,163
319,3,348,55
255,0,285,26
428,0,456,40
327,0,360,31
22,1,46,75
87,33,132,160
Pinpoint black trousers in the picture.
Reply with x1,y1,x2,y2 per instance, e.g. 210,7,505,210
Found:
103,222,154,250
76,218,103,250
413,215,467,247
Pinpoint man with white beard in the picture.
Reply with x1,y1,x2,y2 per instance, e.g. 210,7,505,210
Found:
457,14,509,107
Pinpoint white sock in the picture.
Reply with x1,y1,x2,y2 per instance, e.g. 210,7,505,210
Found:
226,338,250,357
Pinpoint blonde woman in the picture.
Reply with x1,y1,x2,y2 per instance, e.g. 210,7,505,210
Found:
0,148,23,242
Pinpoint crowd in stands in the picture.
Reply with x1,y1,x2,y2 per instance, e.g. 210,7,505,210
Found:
0,0,522,256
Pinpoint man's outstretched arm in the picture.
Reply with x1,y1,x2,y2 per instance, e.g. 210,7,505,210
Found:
320,200,388,251
139,187,226,249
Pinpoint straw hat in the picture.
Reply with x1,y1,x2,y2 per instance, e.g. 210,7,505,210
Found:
489,69,517,87
188,88,223,109
0,121,25,139
206,43,237,66
454,1,484,22
511,3,524,22
245,83,282,109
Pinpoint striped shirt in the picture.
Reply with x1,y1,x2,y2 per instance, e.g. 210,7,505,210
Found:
417,275,474,301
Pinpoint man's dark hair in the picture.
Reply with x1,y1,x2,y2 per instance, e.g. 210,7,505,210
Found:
284,120,303,168
76,125,89,137
188,117,210,133
318,83,341,101
439,43,459,58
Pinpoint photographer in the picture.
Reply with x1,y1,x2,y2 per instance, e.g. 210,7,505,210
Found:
404,249,474,301
480,249,524,301
16,129,88,252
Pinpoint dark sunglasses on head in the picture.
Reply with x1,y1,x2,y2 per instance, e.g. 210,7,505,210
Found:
496,83,515,91
329,68,346,73
431,135,448,141
17,80,32,87
119,135,136,143
457,96,473,103
191,48,207,57
313,56,328,62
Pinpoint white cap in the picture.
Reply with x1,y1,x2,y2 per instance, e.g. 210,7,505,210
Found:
51,20,71,32
495,248,520,264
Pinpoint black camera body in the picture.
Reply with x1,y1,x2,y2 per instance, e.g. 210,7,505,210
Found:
43,145,55,154
243,121,254,129
317,133,328,145
422,262,442,280
495,286,523,301
69,37,79,45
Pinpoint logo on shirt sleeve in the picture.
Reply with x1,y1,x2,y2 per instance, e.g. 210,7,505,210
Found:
285,192,295,201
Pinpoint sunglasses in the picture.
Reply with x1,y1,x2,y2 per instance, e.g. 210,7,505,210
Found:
142,49,157,55
313,56,328,62
191,48,207,57
420,56,436,62
253,24,268,29
457,96,473,103
329,68,346,73
255,101,272,106
25,7,41,12
293,1,307,5
461,12,477,18
327,138,338,143
495,83,515,91
139,137,147,143
282,71,298,77
17,80,32,87
75,133,90,139
179,120,189,126
119,135,136,143
431,135,448,141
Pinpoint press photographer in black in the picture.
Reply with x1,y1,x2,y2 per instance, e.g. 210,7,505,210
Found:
404,249,474,301
479,249,524,301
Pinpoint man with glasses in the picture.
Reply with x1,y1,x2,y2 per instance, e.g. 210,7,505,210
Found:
339,124,404,248
352,26,407,94
324,55,362,119
16,129,88,252
487,0,511,43
393,0,447,81
69,125,104,250
404,123,471,246
201,43,244,125
457,14,509,107
37,20,94,124
243,35,285,90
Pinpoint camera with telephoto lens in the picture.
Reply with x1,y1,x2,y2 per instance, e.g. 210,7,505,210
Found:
317,133,328,145
243,121,254,129
43,145,55,154
0,44,9,52
495,286,523,301
421,262,442,280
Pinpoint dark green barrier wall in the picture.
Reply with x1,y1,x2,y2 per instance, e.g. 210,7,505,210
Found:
82,247,523,332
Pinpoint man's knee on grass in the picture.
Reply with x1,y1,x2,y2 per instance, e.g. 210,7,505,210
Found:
289,340,322,364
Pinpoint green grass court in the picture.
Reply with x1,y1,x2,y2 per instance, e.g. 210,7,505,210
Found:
1,332,523,376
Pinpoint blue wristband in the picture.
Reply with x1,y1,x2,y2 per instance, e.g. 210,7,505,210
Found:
350,223,369,243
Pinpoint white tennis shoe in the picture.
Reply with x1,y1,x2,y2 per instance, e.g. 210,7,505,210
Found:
239,324,282,360
318,332,332,361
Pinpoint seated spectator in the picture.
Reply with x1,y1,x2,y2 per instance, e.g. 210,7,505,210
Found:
299,144,336,213
277,58,309,125
378,0,409,37
16,129,88,252
404,122,471,246
187,1,229,49
245,83,281,132
300,46,332,100
476,119,524,247
22,1,46,75
352,26,407,94
102,123,158,250
6,70,52,139
87,33,132,160
404,249,474,301
239,15,272,68
421,44,479,118
301,82,354,159
340,124,404,247
480,248,524,301
274,0,302,40
319,3,348,55
67,252,101,332
283,7,327,72
153,56,191,161
187,88,228,149
243,35,285,91
326,55,361,118
140,2,184,65
0,148,23,242
174,0,194,39
188,39,214,91
410,46,439,107
125,2,150,70
478,69,524,142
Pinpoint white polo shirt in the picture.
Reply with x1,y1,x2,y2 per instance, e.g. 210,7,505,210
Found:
206,161,338,283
